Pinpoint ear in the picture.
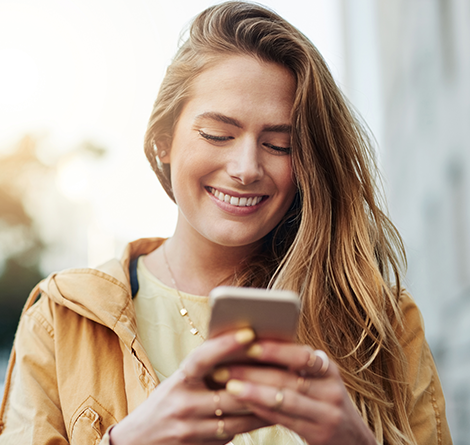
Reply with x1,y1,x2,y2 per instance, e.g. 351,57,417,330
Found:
156,139,171,164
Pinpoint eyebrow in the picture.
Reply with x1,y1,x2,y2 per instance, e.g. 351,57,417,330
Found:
195,112,292,134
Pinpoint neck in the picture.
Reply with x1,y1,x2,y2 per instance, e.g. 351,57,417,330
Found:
145,220,261,296
168,231,260,296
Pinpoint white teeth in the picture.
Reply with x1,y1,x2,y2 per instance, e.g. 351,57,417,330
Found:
209,188,263,207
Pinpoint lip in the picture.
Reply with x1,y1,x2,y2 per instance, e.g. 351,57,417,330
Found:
205,186,268,215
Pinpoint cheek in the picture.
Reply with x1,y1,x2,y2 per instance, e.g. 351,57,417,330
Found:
274,158,296,196
169,150,215,204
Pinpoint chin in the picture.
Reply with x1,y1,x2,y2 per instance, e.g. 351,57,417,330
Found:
206,231,266,249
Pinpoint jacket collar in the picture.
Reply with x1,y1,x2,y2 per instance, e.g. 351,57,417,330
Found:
39,237,166,350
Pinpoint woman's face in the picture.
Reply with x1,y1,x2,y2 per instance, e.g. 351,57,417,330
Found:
162,54,297,249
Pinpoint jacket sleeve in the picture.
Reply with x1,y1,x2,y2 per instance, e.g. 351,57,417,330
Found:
399,293,452,445
0,294,69,444
0,293,113,445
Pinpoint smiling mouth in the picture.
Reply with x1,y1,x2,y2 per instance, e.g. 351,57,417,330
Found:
208,187,266,207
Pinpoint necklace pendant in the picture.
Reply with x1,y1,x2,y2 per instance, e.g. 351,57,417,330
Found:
164,242,204,339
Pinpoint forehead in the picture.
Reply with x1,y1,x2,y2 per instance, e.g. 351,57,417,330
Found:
182,55,296,125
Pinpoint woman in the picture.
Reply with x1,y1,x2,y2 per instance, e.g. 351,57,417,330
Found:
0,2,451,444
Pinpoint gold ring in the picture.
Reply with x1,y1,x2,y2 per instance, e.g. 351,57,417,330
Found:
296,376,311,394
215,419,228,439
273,389,285,411
213,391,223,417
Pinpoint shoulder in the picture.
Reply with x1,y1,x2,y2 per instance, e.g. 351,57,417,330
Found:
396,291,426,352
395,290,453,445
394,290,435,396
22,237,168,326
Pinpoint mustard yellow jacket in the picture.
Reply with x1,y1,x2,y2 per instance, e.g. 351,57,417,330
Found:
0,238,452,444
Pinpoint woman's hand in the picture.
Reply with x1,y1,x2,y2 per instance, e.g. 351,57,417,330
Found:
211,342,377,445
110,328,271,445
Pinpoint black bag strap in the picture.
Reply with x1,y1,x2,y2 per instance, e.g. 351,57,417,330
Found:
129,257,140,298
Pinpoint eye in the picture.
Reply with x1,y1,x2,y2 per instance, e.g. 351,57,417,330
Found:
198,130,234,142
263,143,291,155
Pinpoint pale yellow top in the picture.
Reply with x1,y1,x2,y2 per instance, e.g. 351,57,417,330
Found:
133,256,306,445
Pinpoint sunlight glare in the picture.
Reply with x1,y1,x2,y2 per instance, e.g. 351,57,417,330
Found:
0,48,39,110
56,155,90,202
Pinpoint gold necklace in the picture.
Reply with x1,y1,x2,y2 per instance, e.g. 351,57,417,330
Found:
162,242,205,340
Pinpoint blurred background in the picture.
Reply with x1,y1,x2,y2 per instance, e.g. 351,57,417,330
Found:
0,0,468,442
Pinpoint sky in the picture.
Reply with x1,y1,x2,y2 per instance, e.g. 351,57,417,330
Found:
0,0,345,265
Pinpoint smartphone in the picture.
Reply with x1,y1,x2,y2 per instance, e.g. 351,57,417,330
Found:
208,286,300,341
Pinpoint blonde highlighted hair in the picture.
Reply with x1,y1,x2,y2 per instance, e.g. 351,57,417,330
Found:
144,2,414,444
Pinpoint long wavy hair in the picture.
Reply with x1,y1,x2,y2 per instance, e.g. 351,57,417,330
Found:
144,2,413,444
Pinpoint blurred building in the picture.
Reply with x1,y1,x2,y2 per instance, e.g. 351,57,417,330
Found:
343,0,470,443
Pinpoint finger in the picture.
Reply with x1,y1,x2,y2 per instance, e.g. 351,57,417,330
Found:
181,414,271,444
164,386,252,419
213,365,337,401
245,343,336,378
213,364,291,389
245,394,374,445
246,403,326,441
225,380,339,425
180,328,255,383
205,389,253,417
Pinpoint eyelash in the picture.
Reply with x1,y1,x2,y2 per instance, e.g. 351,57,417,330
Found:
198,130,233,142
198,130,291,154
264,143,291,154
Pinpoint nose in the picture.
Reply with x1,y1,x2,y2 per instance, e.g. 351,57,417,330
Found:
227,137,264,185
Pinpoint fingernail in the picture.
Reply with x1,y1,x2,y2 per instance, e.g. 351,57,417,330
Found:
226,379,246,396
235,328,255,344
212,367,230,383
246,344,263,358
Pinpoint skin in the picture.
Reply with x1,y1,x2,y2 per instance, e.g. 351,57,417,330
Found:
144,54,297,296
219,341,377,445
110,55,376,444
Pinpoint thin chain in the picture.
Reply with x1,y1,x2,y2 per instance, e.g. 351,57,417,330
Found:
163,242,205,340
